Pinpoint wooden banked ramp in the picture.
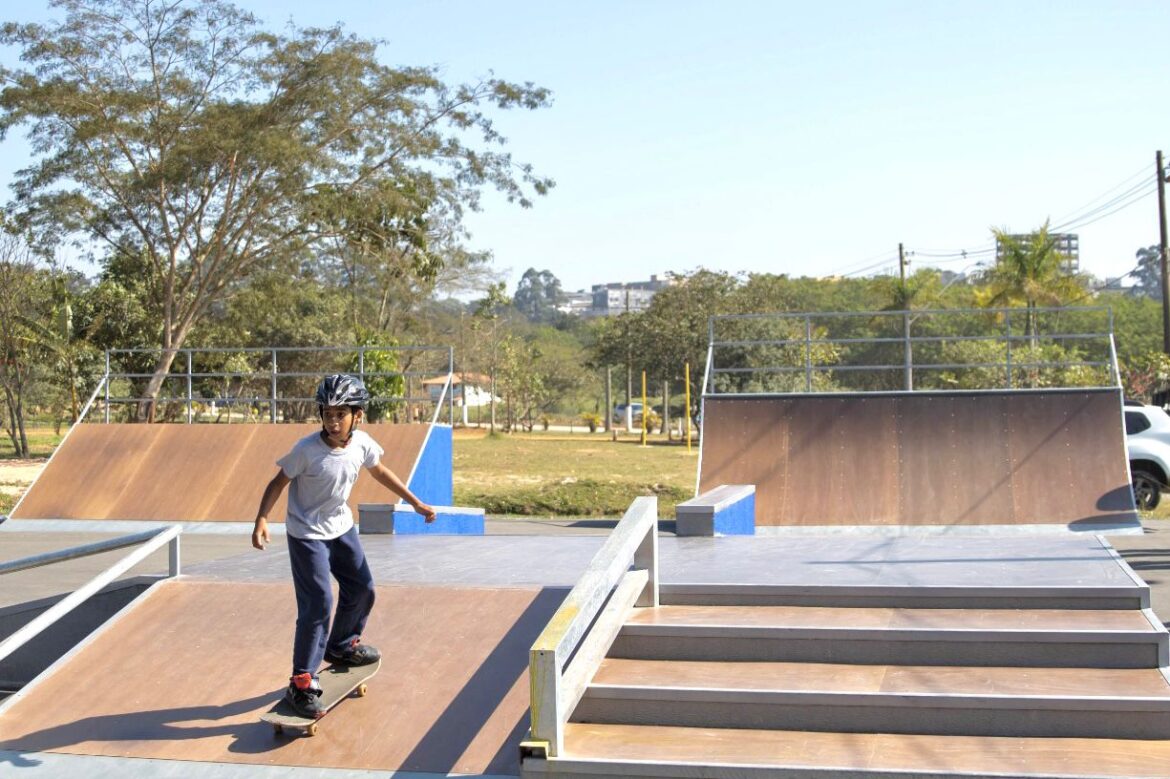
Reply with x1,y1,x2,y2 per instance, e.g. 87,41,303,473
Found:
0,578,558,776
525,583,1170,778
698,387,1139,529
11,422,439,523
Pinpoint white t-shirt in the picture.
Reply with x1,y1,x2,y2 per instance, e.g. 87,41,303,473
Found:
277,429,384,540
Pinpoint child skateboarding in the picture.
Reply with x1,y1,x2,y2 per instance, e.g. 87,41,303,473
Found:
252,373,436,719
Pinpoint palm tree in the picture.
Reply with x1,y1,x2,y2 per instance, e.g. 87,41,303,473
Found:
979,221,1090,340
977,222,1091,387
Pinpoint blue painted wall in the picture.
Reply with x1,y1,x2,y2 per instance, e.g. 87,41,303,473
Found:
407,425,453,506
714,493,756,535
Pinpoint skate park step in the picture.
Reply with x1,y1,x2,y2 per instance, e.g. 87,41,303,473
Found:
659,582,1151,610
609,604,1167,668
525,723,1170,779
574,658,1170,739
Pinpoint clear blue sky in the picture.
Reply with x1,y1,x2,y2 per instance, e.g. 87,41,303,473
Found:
3,1,1169,295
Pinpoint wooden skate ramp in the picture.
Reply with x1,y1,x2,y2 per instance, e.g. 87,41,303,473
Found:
11,423,430,523
0,579,560,775
699,389,1137,528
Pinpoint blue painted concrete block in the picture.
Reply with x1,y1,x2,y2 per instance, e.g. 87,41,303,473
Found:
359,503,484,535
676,484,756,536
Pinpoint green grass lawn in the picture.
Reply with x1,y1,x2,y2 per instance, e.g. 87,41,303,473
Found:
0,426,65,460
453,430,697,517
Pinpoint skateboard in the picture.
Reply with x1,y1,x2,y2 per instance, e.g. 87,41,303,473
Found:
261,658,381,737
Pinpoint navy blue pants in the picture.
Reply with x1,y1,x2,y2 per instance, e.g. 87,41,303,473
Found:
286,527,375,677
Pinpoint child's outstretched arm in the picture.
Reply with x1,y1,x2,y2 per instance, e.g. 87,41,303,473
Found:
253,470,291,549
368,463,437,523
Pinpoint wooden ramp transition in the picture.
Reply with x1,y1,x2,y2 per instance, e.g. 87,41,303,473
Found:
698,388,1138,528
11,423,445,523
0,578,561,775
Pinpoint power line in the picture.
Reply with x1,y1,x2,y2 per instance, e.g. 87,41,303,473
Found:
1050,177,1155,231
1050,163,1150,227
825,159,1157,279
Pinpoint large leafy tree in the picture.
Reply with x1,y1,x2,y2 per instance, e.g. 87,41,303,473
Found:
0,234,52,455
1131,245,1164,300
0,0,553,419
512,268,566,323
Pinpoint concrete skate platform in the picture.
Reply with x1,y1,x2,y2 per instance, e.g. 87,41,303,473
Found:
0,531,1153,778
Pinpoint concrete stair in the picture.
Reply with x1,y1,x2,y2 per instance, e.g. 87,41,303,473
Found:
525,582,1170,778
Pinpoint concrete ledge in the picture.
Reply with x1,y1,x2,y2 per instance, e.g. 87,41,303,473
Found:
676,485,755,536
358,504,485,535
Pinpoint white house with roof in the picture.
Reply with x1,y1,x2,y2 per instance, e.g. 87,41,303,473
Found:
422,372,499,425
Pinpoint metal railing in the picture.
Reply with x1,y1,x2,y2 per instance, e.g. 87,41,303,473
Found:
85,345,453,424
705,306,1119,395
0,526,182,676
524,497,658,758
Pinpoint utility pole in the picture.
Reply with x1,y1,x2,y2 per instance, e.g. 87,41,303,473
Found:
1158,150,1170,354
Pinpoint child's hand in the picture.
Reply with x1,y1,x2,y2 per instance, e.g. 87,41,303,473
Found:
415,502,437,524
252,517,270,550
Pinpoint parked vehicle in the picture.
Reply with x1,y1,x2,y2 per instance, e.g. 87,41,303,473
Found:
612,402,644,424
1124,402,1170,511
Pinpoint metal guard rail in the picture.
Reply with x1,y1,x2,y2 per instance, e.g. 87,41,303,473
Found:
0,525,183,667
524,496,658,758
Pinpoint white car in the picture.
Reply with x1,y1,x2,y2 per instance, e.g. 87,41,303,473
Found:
1124,402,1170,511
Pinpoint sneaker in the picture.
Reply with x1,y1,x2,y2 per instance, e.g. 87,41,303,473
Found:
325,638,381,666
285,673,325,718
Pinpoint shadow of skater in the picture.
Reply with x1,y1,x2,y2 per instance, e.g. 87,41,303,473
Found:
0,690,285,761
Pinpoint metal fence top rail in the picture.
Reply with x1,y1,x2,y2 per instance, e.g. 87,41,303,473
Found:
709,305,1113,323
107,345,451,355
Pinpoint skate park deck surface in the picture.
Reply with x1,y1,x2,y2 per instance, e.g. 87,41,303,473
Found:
0,531,1156,778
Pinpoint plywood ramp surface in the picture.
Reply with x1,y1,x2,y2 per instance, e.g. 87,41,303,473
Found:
12,423,430,522
0,579,562,775
699,390,1136,527
562,722,1170,776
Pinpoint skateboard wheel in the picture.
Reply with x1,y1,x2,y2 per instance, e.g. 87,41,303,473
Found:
273,724,283,735
307,722,319,737
358,684,368,697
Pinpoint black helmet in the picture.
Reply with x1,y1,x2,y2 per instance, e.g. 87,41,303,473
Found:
315,374,370,409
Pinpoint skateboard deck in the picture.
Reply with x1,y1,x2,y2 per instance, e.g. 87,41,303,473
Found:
261,658,381,736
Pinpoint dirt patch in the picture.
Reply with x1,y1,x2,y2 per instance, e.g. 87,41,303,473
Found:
0,460,45,485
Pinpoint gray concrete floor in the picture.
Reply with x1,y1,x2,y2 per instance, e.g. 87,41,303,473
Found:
1104,517,1170,625
2,518,1154,609
0,518,617,608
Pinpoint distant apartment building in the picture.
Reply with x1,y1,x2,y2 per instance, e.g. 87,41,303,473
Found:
590,275,671,315
556,290,594,316
995,232,1080,274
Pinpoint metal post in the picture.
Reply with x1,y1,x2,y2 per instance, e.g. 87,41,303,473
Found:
448,346,454,427
186,350,193,424
358,346,365,381
1005,311,1013,389
903,311,913,391
169,535,181,577
270,350,278,423
804,317,813,392
104,350,111,423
